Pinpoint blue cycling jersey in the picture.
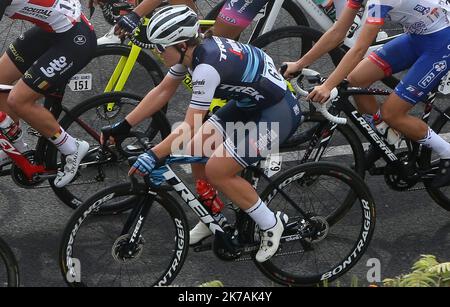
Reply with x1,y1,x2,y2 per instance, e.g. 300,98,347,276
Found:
168,36,287,110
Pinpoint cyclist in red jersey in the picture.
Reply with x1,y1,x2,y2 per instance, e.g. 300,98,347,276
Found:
0,0,97,187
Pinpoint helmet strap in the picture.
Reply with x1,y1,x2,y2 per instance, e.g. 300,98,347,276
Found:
175,45,187,65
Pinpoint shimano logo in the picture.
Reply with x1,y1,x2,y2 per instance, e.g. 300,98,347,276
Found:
40,57,68,78
351,111,397,162
220,85,265,101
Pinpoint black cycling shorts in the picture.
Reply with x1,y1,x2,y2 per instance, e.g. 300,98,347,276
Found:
6,15,97,95
208,90,302,168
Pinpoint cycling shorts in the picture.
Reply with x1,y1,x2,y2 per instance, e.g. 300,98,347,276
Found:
368,26,450,105
218,0,269,28
6,15,97,95
207,90,302,168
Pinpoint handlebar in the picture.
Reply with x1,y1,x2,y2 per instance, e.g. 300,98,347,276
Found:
284,66,347,125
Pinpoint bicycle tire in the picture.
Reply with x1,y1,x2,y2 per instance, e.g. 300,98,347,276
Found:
256,161,376,286
421,105,450,211
61,43,164,111
45,92,171,211
204,0,310,42
59,182,189,287
0,237,19,287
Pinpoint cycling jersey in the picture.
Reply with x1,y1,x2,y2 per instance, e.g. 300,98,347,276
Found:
168,36,301,167
366,0,450,34
169,36,288,110
218,0,269,28
4,0,82,33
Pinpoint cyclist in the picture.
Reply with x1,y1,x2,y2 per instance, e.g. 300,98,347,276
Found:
103,5,303,262
283,0,450,188
0,0,97,187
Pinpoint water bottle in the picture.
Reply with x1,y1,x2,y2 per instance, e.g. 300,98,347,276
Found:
373,113,402,146
196,179,229,228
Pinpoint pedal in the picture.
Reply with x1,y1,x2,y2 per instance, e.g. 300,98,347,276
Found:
192,242,212,253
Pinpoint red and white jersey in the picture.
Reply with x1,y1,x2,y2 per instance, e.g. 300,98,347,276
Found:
4,0,82,33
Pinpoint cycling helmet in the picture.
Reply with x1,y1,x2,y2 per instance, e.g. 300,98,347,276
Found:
146,5,199,48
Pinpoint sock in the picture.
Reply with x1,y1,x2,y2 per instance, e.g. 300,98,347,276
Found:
245,198,277,230
49,127,77,155
418,128,450,159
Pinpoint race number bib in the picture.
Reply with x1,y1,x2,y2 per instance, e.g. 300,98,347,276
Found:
68,73,92,92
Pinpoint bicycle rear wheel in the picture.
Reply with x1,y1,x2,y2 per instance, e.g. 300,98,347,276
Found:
256,162,376,286
46,92,171,211
421,105,450,211
0,237,19,287
59,182,189,287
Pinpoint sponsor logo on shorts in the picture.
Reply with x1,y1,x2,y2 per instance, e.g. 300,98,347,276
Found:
38,80,50,91
73,35,87,45
413,4,431,15
8,44,24,63
419,61,448,89
40,56,68,78
406,85,424,97
23,72,33,79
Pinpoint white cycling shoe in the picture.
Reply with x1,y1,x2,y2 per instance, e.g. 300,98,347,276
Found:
255,211,288,263
189,221,213,245
54,139,89,188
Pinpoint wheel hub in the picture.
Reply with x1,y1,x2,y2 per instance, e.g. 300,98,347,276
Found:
111,234,145,263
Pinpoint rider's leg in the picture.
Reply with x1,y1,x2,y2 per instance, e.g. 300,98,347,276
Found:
347,58,385,115
0,53,22,120
211,0,269,39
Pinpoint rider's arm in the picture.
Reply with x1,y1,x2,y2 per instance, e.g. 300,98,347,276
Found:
150,63,221,159
321,23,381,90
151,107,209,158
125,74,182,126
132,0,196,17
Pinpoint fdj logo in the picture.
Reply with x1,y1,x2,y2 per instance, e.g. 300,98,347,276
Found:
413,4,430,15
419,61,448,89
66,257,81,283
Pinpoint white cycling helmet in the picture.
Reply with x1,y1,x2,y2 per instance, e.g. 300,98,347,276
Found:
146,5,200,48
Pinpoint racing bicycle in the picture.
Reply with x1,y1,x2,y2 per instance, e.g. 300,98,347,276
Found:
0,236,19,287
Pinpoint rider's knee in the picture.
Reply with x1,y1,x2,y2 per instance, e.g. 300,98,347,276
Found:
5,93,22,112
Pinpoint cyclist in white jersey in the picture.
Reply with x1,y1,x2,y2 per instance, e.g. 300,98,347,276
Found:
0,0,97,187
284,0,450,188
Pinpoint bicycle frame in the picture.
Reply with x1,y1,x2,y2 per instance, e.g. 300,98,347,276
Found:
303,86,441,179
122,154,310,256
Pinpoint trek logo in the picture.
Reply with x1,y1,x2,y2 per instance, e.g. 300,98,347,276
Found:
226,39,244,60
130,216,144,243
413,4,431,15
351,111,398,162
220,85,265,101
419,61,447,88
0,139,20,155
213,37,228,61
40,57,68,78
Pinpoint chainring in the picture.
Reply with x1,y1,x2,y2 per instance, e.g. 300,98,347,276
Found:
11,151,45,188
384,151,418,191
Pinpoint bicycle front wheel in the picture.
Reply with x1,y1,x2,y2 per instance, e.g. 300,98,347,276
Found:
256,162,376,286
46,92,171,211
59,182,189,287
61,44,164,110
0,237,19,287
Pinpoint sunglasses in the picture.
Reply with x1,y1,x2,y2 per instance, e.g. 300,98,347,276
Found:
154,44,166,54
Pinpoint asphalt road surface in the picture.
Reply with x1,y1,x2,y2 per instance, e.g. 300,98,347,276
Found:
0,1,449,287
